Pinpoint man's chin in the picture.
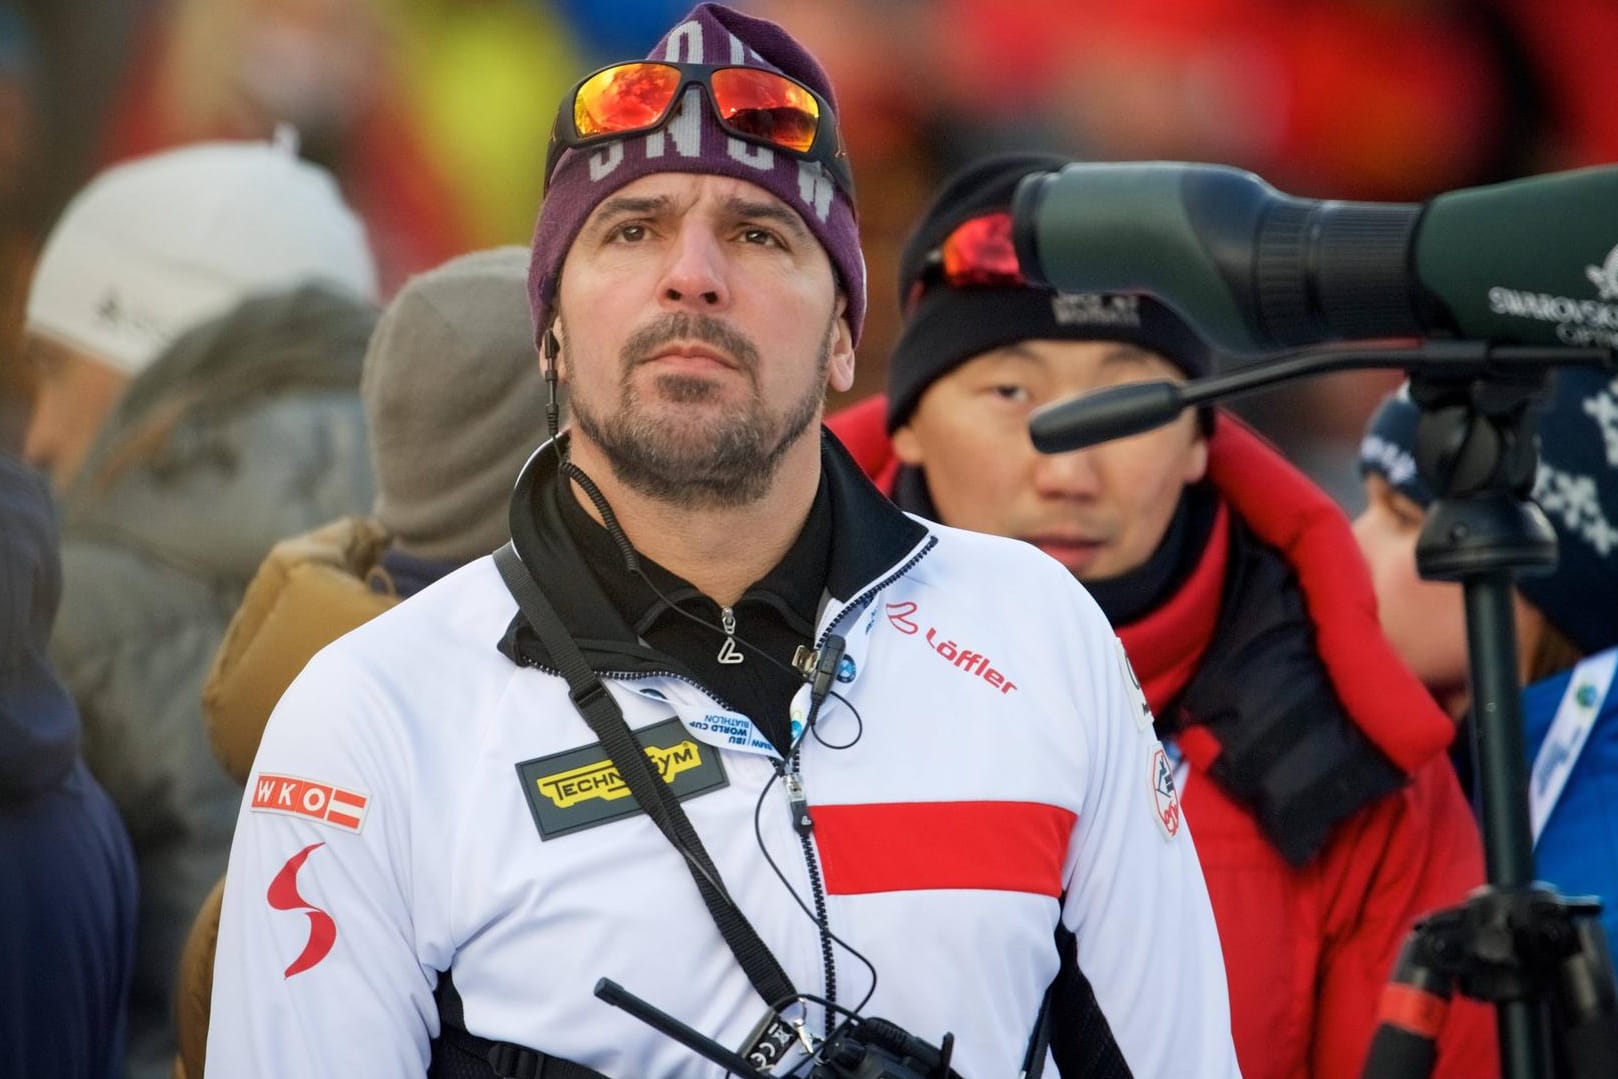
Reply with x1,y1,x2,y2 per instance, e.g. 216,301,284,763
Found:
639,368,746,406
1029,538,1109,577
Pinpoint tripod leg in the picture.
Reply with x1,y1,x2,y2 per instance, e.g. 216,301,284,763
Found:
1552,918,1618,1079
1363,933,1452,1079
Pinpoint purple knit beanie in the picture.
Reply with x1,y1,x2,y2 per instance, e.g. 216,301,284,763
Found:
527,2,864,346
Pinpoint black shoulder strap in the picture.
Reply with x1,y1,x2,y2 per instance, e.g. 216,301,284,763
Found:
430,971,609,1079
1046,920,1134,1079
494,543,798,1010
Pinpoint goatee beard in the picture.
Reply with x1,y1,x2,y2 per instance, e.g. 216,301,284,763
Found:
565,312,830,510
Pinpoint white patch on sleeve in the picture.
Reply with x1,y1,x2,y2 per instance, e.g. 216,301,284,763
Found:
1149,744,1182,840
1115,636,1154,731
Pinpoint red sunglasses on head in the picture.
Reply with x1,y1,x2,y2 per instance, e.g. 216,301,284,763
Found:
906,211,1027,311
543,60,854,198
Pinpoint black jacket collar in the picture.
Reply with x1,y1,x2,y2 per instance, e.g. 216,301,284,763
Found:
498,428,928,676
556,462,831,641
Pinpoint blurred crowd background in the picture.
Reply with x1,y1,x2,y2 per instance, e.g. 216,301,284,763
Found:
3,0,1614,509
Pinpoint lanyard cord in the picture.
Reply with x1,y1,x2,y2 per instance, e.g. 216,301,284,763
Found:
495,543,799,1013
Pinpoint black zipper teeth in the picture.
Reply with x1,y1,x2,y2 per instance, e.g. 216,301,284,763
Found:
815,537,938,647
792,745,838,1040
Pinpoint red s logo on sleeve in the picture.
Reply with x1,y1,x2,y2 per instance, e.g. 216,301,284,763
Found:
268,842,337,977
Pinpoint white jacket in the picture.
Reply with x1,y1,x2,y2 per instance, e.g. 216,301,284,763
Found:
208,440,1238,1078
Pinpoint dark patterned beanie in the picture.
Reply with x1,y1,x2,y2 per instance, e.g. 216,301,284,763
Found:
1360,372,1618,655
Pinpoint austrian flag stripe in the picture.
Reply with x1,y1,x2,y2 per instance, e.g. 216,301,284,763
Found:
251,773,370,833
810,801,1075,897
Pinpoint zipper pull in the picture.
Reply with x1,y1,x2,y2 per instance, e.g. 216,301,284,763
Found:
717,605,743,665
784,771,814,836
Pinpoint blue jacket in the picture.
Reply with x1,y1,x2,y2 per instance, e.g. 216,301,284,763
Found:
1525,646,1618,962
0,452,138,1077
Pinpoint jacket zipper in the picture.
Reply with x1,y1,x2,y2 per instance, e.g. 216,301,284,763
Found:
780,539,935,1039
784,748,837,1040
815,537,938,649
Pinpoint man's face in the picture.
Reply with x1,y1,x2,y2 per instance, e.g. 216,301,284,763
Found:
1352,473,1474,716
893,339,1207,580
22,333,130,492
555,172,854,509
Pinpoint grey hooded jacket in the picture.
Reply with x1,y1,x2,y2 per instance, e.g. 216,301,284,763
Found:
51,284,376,1079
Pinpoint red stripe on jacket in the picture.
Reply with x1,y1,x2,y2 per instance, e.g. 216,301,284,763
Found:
810,801,1075,897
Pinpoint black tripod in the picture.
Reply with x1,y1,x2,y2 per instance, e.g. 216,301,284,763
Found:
1027,338,1618,1079
1359,370,1618,1079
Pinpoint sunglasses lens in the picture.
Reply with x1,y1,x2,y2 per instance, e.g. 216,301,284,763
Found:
941,213,1024,287
574,62,682,138
710,67,820,154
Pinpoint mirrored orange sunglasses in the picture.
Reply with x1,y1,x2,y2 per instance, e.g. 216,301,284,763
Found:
543,61,854,198
906,211,1027,311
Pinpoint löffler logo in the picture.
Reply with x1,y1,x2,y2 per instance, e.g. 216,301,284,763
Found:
886,601,1018,694
885,601,919,635
268,842,336,977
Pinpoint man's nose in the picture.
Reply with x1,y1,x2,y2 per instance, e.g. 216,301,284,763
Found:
1032,446,1102,499
658,227,730,311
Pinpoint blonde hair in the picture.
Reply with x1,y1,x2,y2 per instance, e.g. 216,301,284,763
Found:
1524,614,1585,685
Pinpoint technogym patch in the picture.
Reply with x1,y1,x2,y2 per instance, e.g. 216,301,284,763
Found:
515,716,729,840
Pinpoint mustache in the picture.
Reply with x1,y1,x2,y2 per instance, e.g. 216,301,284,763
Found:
621,314,760,374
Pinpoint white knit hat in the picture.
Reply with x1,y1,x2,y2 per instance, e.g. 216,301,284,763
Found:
25,133,378,378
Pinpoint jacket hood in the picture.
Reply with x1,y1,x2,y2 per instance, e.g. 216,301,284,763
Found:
0,454,80,802
60,283,377,582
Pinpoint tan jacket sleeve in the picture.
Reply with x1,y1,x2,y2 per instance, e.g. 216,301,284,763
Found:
201,516,396,784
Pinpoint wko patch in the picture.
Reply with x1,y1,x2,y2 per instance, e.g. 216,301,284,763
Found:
516,716,728,840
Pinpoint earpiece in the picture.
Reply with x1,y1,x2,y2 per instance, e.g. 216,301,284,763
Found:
543,324,562,442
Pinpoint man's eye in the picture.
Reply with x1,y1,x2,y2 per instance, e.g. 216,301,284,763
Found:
611,223,648,242
740,227,782,247
989,385,1030,403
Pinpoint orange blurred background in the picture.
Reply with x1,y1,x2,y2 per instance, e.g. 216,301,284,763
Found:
4,0,1614,505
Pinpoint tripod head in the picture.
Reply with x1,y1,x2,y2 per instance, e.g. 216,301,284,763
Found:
1404,371,1558,583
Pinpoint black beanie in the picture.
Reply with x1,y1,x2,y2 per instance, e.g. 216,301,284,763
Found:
886,152,1212,433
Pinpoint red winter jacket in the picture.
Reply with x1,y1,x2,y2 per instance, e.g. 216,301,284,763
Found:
827,396,1498,1079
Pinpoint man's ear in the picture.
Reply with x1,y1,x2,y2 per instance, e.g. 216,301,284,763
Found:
892,422,926,466
1184,429,1210,485
826,297,856,393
